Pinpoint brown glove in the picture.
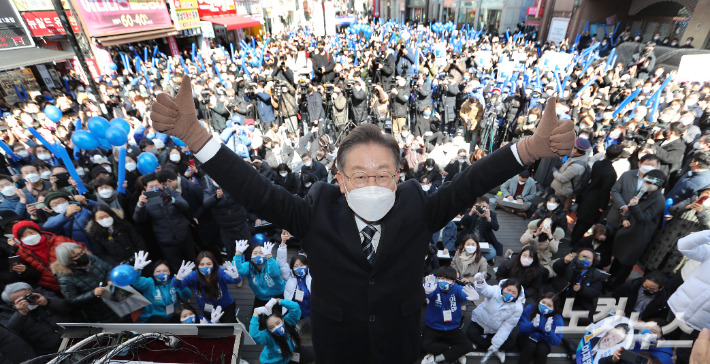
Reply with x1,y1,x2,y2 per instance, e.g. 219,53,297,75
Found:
151,74,212,153
516,97,575,165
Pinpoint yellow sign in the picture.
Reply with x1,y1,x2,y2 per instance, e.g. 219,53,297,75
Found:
120,13,150,27
13,0,68,11
175,9,200,30
173,0,197,9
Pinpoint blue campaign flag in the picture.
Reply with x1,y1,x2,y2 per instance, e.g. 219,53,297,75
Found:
117,147,127,194
646,75,673,107
613,88,642,118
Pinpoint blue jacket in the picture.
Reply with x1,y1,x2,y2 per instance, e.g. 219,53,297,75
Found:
234,255,286,301
249,299,301,364
43,200,99,251
171,267,241,312
0,194,36,218
424,284,468,331
628,341,673,364
517,304,563,348
433,220,458,251
255,92,275,123
665,170,710,204
133,273,192,323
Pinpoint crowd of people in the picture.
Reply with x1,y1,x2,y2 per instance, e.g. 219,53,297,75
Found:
0,16,709,364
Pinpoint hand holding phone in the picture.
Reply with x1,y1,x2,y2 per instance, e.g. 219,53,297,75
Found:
619,349,649,364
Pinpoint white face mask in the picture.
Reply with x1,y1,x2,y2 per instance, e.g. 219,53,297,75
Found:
53,202,69,214
126,163,137,172
546,202,558,211
1,185,17,197
345,185,396,222
426,167,433,171
639,165,656,175
422,184,431,191
521,256,533,267
170,154,181,162
37,153,51,161
98,189,114,199
280,172,288,178
680,117,694,125
305,182,312,188
76,168,85,176
694,142,705,150
304,160,312,167
465,246,477,255
518,180,526,185
609,130,621,139
97,217,114,228
104,166,112,173
398,79,406,87
25,174,40,183
40,171,51,180
21,234,41,246
528,115,537,122
16,150,29,158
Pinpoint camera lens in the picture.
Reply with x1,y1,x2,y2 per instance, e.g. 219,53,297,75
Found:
25,293,38,303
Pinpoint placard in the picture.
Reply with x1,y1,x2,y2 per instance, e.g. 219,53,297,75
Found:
547,17,569,45
36,64,57,89
539,51,573,71
22,11,81,36
174,9,200,29
69,0,173,37
676,54,710,83
576,317,634,364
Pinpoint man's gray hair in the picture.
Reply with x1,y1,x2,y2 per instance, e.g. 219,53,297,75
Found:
55,242,83,266
2,282,32,304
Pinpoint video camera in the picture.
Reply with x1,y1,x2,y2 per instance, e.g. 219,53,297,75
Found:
298,79,309,95
200,89,211,105
343,80,357,94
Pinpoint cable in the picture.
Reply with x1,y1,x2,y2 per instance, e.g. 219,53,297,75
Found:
44,332,117,364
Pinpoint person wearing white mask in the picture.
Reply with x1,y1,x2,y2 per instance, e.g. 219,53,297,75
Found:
607,153,661,237
0,175,35,218
149,70,576,361
32,146,54,166
520,218,563,276
646,121,687,178
91,176,128,214
42,192,99,251
20,165,51,199
86,205,147,267
165,147,189,175
452,235,488,284
419,175,437,196
496,245,543,300
665,150,710,204
273,163,298,195
497,170,537,217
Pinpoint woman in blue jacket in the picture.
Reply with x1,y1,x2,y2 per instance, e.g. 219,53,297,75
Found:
516,292,564,364
172,251,242,323
250,298,314,364
234,240,286,312
42,192,99,251
131,254,192,323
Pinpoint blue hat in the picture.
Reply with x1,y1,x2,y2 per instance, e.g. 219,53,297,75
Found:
575,137,591,150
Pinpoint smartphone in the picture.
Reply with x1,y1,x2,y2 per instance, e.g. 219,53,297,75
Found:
8,256,19,272
29,202,46,209
619,349,649,364
144,190,162,206
697,195,709,205
55,172,71,188
188,159,195,168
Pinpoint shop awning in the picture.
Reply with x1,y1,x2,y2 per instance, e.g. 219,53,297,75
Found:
204,15,262,30
94,28,178,46
0,47,76,71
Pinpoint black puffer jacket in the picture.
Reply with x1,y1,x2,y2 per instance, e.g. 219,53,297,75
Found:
273,172,299,194
88,221,148,267
203,187,249,231
0,325,36,364
0,287,74,355
133,189,192,245
51,255,121,323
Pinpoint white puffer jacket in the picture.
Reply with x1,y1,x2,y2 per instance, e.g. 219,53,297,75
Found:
276,245,312,302
668,230,710,331
471,279,525,351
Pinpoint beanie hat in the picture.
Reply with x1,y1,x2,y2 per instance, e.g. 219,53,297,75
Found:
12,220,41,240
575,137,591,150
44,191,70,209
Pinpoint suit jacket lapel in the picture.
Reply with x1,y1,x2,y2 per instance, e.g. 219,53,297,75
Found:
334,196,371,272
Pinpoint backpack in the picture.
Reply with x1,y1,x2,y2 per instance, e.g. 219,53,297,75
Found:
570,160,591,195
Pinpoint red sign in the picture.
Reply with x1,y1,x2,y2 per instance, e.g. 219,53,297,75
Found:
22,11,81,36
70,58,100,84
69,0,173,37
168,36,179,57
373,0,379,17
526,7,537,15
196,0,235,17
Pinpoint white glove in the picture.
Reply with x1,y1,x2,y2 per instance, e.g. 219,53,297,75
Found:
199,317,209,324
223,261,240,279
423,275,437,294
133,251,152,271
265,298,279,311
545,316,553,332
255,306,272,316
473,272,486,284
176,260,195,280
532,314,540,327
211,305,224,323
262,241,275,256
462,285,479,301
235,240,249,254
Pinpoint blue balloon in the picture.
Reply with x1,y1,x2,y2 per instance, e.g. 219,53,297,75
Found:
109,62,118,70
253,233,267,245
110,118,131,134
43,105,62,123
171,136,186,147
105,126,128,146
137,152,159,174
87,117,110,138
72,130,100,150
110,264,137,287
98,138,112,150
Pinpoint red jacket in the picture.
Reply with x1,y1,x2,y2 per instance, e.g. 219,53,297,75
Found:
17,232,85,294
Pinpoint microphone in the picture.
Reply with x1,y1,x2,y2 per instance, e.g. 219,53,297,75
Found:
635,186,648,199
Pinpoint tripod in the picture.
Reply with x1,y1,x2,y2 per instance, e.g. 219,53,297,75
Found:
480,106,500,154
334,92,357,146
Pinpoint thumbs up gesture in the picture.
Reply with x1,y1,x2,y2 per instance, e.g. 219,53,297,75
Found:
516,97,576,165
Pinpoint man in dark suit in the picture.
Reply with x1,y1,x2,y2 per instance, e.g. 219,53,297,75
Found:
149,75,575,364
648,121,687,179
607,154,661,236
571,144,621,244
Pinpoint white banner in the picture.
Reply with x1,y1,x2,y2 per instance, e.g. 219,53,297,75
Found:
547,17,570,45
324,1,336,36
36,65,56,89
677,54,710,83
312,0,325,37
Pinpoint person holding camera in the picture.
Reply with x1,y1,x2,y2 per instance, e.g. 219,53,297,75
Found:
255,83,277,130
415,74,432,114
0,282,74,355
392,76,411,135
350,79,368,124
332,83,348,133
42,192,99,251
456,197,501,261
274,81,299,134
441,77,460,135
460,96,484,149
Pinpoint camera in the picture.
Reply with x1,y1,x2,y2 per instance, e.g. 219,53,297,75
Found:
24,293,39,304
475,205,487,214
401,62,409,71
298,79,309,95
200,89,211,104
325,83,334,96
245,82,257,95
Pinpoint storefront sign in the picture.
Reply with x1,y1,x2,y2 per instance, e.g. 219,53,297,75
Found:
174,9,200,29
196,0,236,17
168,35,179,56
69,0,173,37
12,0,68,11
372,0,379,17
174,0,197,8
407,0,424,7
0,0,34,51
481,0,504,8
22,11,81,36
38,39,62,50
200,20,214,37
70,57,100,83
